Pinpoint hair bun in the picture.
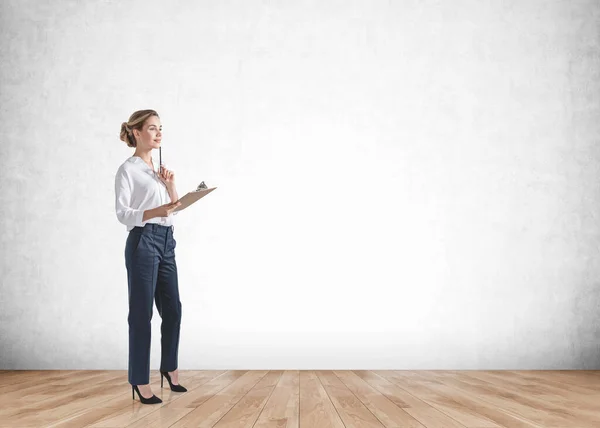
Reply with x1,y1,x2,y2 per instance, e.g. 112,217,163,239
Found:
119,122,130,143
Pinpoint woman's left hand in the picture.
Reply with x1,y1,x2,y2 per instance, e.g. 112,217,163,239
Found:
159,164,176,187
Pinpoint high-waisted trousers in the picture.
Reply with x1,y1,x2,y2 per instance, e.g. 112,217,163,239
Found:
125,223,182,385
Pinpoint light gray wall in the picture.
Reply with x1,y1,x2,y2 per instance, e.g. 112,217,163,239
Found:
1,0,599,370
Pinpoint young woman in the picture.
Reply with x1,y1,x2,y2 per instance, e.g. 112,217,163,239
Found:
115,109,187,405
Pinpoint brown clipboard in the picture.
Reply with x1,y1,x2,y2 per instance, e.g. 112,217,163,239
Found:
173,187,217,212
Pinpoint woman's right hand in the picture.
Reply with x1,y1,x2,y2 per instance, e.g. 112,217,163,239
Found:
152,201,182,219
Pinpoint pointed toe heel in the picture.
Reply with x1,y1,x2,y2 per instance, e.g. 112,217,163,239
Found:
160,371,187,392
132,384,163,404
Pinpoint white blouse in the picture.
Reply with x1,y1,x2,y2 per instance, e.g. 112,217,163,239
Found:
115,156,177,231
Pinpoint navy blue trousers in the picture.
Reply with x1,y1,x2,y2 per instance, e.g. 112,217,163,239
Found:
125,223,182,385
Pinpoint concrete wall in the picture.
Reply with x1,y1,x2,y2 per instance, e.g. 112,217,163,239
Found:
1,0,599,369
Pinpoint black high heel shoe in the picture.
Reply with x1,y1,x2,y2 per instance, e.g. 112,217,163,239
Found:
132,384,162,404
160,370,187,392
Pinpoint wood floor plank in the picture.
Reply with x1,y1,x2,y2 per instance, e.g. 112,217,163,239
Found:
458,371,600,428
374,371,543,428
0,370,75,394
168,370,269,427
78,371,222,428
0,370,68,386
0,371,120,410
529,371,600,389
47,371,226,428
389,371,503,428
507,370,600,395
252,370,299,428
1,370,599,428
418,399,502,428
431,372,579,427
50,407,185,428
352,370,430,409
210,371,283,427
163,370,248,409
299,371,345,428
316,370,386,428
0,371,127,425
123,408,196,428
333,370,426,428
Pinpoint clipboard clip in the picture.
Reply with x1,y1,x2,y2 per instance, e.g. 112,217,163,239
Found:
196,181,208,191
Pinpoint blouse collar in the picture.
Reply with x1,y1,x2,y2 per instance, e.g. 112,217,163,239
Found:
130,155,156,171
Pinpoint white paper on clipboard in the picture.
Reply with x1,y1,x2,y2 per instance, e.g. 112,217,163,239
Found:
173,187,217,212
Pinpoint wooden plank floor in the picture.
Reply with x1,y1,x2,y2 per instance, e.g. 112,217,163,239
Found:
1,370,599,427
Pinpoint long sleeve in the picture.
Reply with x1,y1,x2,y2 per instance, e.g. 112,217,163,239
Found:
115,168,145,227
168,186,180,216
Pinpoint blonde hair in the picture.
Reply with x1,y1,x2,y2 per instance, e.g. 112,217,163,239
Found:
119,109,159,148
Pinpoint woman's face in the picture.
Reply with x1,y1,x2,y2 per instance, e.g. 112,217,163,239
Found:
134,116,162,150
